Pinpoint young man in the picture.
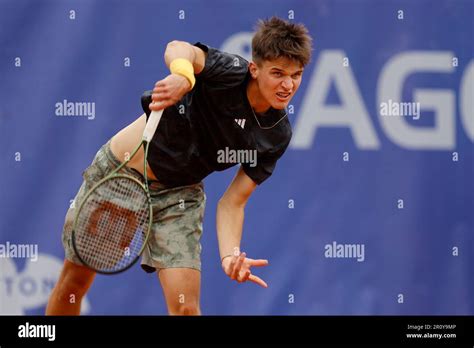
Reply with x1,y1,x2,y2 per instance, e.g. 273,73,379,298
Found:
46,17,312,315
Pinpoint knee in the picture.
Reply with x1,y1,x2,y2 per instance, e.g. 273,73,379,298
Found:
60,276,90,298
56,262,95,299
169,302,201,316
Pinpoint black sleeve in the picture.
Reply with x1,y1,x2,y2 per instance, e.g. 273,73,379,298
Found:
242,135,292,185
193,42,249,88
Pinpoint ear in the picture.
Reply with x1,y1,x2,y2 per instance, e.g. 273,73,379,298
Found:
249,61,259,79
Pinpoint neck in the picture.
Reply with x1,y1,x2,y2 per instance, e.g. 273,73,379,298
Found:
246,78,271,114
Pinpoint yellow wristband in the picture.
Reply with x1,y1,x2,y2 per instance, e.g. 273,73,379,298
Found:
169,58,196,90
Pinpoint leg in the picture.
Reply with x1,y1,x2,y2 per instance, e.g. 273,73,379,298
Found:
143,182,206,315
158,268,201,315
46,259,96,315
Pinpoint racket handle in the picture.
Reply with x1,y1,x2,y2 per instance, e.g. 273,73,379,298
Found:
142,110,164,142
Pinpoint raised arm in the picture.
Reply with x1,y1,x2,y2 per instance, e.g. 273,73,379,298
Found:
216,166,269,288
149,40,206,111
164,40,206,74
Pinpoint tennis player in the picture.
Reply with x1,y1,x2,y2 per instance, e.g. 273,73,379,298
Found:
46,16,312,315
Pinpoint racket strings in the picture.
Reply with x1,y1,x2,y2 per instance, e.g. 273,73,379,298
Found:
74,176,150,272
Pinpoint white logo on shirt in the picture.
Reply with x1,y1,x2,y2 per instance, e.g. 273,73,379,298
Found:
234,118,246,129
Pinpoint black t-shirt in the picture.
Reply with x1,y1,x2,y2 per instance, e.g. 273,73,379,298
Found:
141,42,292,188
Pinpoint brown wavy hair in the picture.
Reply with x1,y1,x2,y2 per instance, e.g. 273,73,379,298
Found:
252,16,313,67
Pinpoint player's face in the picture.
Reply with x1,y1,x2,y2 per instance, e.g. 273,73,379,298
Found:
254,58,304,110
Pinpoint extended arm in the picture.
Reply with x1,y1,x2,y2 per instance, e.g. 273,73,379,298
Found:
217,166,269,288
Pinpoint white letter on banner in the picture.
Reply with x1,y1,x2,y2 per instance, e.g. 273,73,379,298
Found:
378,51,455,149
460,60,474,142
292,50,380,149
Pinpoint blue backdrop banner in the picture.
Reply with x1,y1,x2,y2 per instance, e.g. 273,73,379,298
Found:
0,0,473,315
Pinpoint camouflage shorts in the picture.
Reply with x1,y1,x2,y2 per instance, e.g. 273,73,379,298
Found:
61,140,206,273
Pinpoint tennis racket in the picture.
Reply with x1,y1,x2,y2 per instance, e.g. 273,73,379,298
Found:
72,109,163,274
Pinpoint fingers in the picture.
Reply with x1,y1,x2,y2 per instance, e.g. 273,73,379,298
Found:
149,89,169,110
149,91,179,111
150,78,171,111
247,259,269,267
149,100,169,111
149,74,191,111
248,274,268,288
151,91,168,102
230,252,246,280
152,85,169,98
224,252,268,288
154,80,166,88
152,83,167,92
239,269,251,282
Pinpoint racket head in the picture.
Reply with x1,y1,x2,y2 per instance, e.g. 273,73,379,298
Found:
72,174,152,274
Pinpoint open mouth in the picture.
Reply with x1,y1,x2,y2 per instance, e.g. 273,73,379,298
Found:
276,92,291,101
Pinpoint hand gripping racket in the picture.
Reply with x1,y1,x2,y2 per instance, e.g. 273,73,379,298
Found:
72,109,163,274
